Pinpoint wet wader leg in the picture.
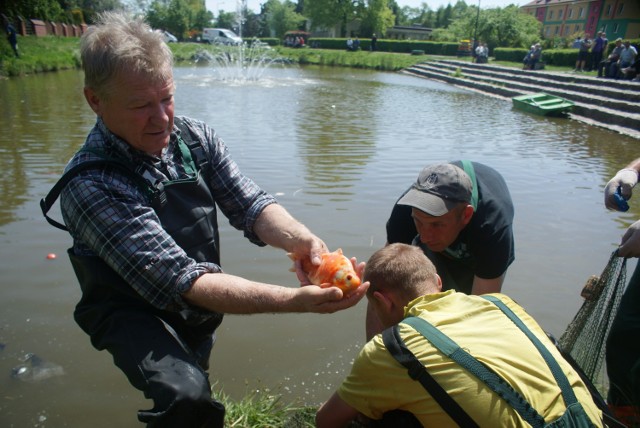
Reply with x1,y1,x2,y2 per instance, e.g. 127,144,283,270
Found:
607,259,640,413
90,309,225,427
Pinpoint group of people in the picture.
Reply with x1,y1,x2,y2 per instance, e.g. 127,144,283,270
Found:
346,36,360,51
42,11,639,427
579,32,640,81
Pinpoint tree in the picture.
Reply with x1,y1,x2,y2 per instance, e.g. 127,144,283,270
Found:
304,0,361,36
264,0,305,39
359,0,394,38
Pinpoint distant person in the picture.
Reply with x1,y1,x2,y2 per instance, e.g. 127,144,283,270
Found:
574,34,592,72
604,159,640,426
612,40,637,79
346,37,354,51
6,22,18,58
598,38,623,78
475,42,488,64
523,43,542,70
371,33,377,51
353,37,360,51
40,11,368,427
591,31,608,71
316,243,604,427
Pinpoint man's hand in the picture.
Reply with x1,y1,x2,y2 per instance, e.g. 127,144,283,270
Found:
618,220,640,258
295,281,369,314
605,168,638,210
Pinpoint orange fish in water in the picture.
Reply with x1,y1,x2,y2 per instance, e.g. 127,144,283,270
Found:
288,248,361,295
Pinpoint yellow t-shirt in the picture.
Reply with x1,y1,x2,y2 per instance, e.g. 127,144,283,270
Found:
337,291,602,427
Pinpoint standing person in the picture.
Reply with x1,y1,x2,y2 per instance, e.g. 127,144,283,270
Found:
40,11,368,428
6,21,18,58
574,34,592,72
604,160,640,427
474,41,488,64
316,244,604,427
371,33,377,51
591,31,608,72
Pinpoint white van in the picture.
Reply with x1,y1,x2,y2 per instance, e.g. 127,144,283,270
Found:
202,28,242,45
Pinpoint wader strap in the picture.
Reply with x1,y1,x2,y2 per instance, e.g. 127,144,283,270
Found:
403,315,547,428
382,326,480,427
460,160,478,211
40,160,155,231
480,295,579,406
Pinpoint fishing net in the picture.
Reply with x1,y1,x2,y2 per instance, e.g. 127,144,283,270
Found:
558,250,628,393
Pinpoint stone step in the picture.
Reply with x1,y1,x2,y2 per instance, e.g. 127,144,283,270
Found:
403,60,640,139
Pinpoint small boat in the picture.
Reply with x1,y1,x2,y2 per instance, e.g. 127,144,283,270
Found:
512,92,574,116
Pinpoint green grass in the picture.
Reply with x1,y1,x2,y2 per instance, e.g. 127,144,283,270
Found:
216,386,315,427
0,35,81,76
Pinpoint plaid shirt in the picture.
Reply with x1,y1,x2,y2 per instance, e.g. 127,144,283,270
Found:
60,116,276,313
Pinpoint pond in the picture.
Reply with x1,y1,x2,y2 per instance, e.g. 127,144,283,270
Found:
1,63,639,427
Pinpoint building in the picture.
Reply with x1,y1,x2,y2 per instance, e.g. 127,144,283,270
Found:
385,25,433,40
520,0,640,40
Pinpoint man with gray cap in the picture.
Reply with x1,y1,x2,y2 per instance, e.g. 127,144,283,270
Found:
385,161,514,296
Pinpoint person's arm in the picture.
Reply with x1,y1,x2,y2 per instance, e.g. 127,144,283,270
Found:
184,271,368,314
604,158,640,210
471,274,505,295
316,392,360,428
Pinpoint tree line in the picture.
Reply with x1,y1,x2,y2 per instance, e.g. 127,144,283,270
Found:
2,0,543,50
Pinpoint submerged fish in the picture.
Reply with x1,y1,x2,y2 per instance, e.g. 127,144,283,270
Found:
289,248,361,295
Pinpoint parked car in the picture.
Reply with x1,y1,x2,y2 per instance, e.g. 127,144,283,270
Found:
202,28,242,45
162,30,178,43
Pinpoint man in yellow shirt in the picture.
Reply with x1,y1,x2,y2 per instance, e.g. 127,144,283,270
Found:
317,243,603,427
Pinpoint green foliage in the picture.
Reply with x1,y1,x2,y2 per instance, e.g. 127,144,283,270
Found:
358,0,395,37
304,0,359,36
214,386,314,428
277,46,429,70
264,0,306,39
308,37,458,55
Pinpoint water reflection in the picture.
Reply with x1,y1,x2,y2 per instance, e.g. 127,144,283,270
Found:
1,65,640,427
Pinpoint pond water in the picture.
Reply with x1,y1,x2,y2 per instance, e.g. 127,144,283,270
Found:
1,64,639,427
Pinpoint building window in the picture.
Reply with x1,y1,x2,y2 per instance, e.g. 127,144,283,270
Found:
549,10,554,19
617,3,624,14
579,7,584,18
605,4,611,16
545,27,550,36
555,26,559,35
614,23,620,33
575,24,580,32
559,9,563,19
564,26,570,36
568,8,573,18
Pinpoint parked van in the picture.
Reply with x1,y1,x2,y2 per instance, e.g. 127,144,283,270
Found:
202,28,242,45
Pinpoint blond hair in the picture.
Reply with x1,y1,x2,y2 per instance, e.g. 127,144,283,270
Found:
364,243,439,300
80,11,173,98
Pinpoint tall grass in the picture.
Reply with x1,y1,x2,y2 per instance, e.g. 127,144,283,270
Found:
0,36,81,76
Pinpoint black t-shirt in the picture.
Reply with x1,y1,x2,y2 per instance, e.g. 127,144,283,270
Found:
386,161,514,286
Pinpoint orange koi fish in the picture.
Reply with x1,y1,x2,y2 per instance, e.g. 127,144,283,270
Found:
288,248,361,295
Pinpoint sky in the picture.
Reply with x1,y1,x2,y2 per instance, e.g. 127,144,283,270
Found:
205,0,528,15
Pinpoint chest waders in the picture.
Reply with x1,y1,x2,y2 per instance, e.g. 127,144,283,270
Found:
382,296,600,428
40,120,223,338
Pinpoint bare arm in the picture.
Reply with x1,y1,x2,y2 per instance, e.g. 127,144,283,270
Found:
471,274,505,295
316,392,360,428
184,272,368,314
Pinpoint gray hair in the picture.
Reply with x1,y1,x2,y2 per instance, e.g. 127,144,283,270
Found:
80,11,173,97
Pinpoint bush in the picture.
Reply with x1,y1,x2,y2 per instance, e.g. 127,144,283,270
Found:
307,38,457,55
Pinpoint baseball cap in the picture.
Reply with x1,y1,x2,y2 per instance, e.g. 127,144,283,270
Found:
397,164,472,216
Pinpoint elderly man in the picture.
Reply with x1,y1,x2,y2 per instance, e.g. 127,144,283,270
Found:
40,11,367,427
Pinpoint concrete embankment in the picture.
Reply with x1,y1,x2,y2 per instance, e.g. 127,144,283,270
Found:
402,59,640,140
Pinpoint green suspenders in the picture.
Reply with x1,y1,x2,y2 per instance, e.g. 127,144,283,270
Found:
382,296,596,427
